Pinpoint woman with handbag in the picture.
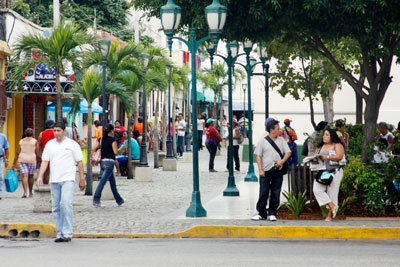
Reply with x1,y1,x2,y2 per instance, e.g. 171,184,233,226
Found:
313,128,345,221
12,128,39,198
92,124,125,207
205,119,222,172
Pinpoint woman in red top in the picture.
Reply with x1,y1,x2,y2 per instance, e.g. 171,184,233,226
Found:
205,118,222,172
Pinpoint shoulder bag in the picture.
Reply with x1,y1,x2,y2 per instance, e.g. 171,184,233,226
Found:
315,169,335,186
265,136,288,175
91,138,102,166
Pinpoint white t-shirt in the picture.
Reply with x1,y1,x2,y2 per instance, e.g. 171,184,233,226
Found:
42,137,83,183
197,119,205,131
254,135,291,172
177,119,186,137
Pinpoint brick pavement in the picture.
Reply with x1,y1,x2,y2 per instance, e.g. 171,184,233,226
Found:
1,147,399,234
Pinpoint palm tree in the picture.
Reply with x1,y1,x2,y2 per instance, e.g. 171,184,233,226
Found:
9,21,92,122
70,68,128,195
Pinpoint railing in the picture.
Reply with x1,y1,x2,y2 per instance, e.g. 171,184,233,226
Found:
287,163,315,201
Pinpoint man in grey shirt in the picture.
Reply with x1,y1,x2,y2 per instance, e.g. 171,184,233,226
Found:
252,119,291,221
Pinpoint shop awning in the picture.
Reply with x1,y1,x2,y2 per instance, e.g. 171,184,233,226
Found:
46,99,103,113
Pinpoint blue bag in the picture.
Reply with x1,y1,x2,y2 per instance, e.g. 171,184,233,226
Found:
5,169,18,193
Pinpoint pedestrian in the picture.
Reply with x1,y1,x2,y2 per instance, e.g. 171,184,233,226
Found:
36,122,85,243
176,113,186,158
197,114,205,150
226,119,241,172
252,119,291,221
62,118,80,143
38,119,55,184
306,121,328,157
280,118,298,166
94,120,103,139
116,131,140,175
335,119,349,152
134,117,144,135
312,128,345,221
0,131,10,200
92,123,125,207
375,122,394,149
12,128,39,198
205,118,222,172
220,115,228,148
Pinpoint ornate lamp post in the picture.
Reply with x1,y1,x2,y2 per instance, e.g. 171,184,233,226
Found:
166,66,174,158
160,0,227,217
257,43,269,118
242,81,247,137
139,52,150,167
97,34,111,128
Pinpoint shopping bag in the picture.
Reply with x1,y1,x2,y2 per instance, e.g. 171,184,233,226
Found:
5,169,18,193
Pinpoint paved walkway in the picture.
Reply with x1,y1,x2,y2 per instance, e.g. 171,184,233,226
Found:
1,147,399,234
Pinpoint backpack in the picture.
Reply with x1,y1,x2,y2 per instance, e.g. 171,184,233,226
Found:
236,128,244,144
301,138,309,156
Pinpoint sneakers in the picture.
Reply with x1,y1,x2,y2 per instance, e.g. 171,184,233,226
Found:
54,237,71,243
268,215,277,221
209,169,218,172
251,214,267,221
93,202,104,207
178,156,183,159
118,199,125,207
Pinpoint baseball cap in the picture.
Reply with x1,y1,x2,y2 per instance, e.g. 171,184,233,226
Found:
264,117,275,126
284,118,292,124
206,118,216,124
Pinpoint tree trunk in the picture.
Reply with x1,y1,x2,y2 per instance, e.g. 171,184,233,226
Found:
153,90,160,168
162,91,167,152
219,86,223,119
213,95,217,119
307,85,317,131
85,104,93,195
356,91,363,124
362,100,379,161
55,73,62,122
126,110,133,179
322,82,336,123
134,92,139,123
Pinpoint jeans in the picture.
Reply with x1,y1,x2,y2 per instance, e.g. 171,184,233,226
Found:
226,145,240,171
256,168,283,218
93,160,123,205
198,131,203,150
51,180,75,238
177,136,184,156
206,144,218,170
287,143,298,165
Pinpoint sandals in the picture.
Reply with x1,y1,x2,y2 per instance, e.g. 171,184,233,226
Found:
332,205,338,219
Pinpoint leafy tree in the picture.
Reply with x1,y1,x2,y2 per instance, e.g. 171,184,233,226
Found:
9,21,92,122
133,0,400,160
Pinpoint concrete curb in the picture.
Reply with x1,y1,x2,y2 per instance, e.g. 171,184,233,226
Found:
2,224,400,240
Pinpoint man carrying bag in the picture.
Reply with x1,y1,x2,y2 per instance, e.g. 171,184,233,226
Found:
251,119,291,221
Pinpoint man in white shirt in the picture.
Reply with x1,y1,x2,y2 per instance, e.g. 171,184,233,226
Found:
177,113,186,158
251,119,291,221
36,122,85,243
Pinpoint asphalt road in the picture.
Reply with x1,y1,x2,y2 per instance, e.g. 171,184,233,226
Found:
0,238,399,267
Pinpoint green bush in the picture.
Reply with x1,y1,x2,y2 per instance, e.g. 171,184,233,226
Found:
283,191,309,219
360,168,388,215
340,156,367,203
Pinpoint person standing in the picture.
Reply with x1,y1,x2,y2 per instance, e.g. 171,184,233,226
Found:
36,122,85,243
205,119,222,172
92,124,125,207
12,128,39,198
335,119,349,152
220,115,228,148
0,132,9,200
252,119,291,221
177,113,186,159
280,118,298,166
226,119,241,172
376,122,394,149
312,128,345,221
38,120,55,184
197,114,205,150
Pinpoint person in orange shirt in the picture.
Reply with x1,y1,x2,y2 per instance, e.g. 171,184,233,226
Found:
280,118,298,165
134,117,143,135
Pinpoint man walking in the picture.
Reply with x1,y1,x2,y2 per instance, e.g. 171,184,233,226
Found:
280,118,298,166
38,120,55,184
36,122,85,242
177,113,186,158
252,119,291,221
0,132,9,200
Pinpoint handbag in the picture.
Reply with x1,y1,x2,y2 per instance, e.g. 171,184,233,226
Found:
265,136,288,175
91,138,102,166
5,168,18,193
315,169,335,186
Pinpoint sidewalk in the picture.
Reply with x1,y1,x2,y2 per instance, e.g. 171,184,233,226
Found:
1,146,399,238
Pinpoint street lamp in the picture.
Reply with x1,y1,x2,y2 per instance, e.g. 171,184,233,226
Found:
139,52,150,167
160,0,227,217
97,34,111,128
242,81,247,137
257,42,270,118
166,66,174,158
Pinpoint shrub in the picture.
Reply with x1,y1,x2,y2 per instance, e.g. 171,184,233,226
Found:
283,191,309,219
340,156,367,203
360,168,388,215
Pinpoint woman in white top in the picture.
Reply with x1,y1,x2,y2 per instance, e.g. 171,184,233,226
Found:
197,114,205,150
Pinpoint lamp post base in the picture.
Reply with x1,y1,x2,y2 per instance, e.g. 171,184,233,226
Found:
166,135,174,158
223,183,240,196
244,165,258,182
186,191,207,217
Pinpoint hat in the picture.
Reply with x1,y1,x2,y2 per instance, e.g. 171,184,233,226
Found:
264,117,275,126
284,118,292,124
232,118,238,124
207,118,216,124
45,119,55,128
